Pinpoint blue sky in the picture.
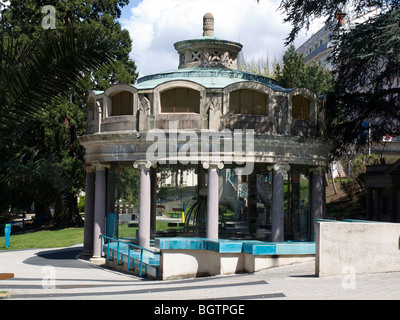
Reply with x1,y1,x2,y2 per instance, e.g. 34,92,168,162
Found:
119,0,143,21
118,0,324,77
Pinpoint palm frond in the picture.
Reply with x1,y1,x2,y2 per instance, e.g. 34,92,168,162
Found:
0,25,115,141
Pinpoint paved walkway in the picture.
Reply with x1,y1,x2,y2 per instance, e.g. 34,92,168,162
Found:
1,244,400,301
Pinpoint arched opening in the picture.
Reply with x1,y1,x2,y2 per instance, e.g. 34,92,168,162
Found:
229,89,267,115
161,88,200,113
111,91,133,116
292,95,310,120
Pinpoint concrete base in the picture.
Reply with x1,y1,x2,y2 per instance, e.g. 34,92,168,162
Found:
80,250,93,258
245,254,314,273
89,257,106,265
160,249,313,280
160,250,245,280
316,221,400,277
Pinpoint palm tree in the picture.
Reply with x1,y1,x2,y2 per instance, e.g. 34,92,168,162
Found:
0,25,114,227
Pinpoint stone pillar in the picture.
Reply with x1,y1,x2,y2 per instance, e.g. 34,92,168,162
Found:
390,189,398,223
203,162,224,239
270,164,290,242
82,164,95,257
247,170,257,234
134,160,152,249
150,166,158,236
91,162,109,261
310,167,324,241
366,187,374,220
375,188,382,221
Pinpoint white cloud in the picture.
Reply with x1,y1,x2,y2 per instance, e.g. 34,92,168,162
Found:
120,0,324,77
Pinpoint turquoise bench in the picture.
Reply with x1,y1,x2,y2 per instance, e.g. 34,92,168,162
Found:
243,241,315,255
155,237,315,255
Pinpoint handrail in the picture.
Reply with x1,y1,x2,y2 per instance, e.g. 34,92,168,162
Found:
99,234,160,277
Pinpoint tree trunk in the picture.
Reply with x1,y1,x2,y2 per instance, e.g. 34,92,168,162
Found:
33,202,51,228
52,192,84,228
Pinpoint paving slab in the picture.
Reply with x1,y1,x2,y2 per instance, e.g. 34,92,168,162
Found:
1,244,400,301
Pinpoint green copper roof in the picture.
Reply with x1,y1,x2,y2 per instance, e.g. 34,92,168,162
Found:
174,36,243,51
134,68,290,92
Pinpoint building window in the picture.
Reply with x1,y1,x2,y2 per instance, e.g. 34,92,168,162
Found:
229,89,267,115
292,95,310,120
111,91,133,116
161,88,200,113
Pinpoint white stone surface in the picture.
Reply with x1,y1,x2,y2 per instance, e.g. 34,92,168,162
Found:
316,221,400,277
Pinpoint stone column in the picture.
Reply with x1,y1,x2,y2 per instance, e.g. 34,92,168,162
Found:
247,170,257,234
82,164,95,257
366,187,374,220
134,160,152,249
310,167,324,241
375,188,382,221
91,162,109,262
270,164,290,242
203,162,224,239
390,189,398,222
150,166,158,236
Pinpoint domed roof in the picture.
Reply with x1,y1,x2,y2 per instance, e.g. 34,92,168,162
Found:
134,13,283,91
135,67,287,92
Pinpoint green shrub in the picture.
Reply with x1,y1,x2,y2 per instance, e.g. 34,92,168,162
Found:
77,196,85,213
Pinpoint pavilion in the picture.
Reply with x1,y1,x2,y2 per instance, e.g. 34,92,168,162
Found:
79,13,331,266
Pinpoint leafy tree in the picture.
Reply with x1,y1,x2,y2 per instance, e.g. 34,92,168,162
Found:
327,9,400,157
239,54,279,79
0,1,138,227
274,45,306,88
278,0,400,157
274,45,333,95
0,25,115,223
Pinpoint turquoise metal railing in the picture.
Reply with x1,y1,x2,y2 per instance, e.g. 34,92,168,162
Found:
99,234,160,277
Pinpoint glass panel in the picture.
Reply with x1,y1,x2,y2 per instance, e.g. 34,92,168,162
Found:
253,91,267,115
111,92,133,116
161,89,175,113
292,95,310,120
289,170,310,240
107,165,140,240
240,89,253,114
229,90,240,114
111,93,121,116
188,89,200,113
161,88,200,113
175,88,188,112
120,91,133,115
88,98,95,120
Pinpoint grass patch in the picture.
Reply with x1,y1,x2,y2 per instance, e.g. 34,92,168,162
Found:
0,228,84,251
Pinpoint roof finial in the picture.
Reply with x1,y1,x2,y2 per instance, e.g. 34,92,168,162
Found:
203,12,214,37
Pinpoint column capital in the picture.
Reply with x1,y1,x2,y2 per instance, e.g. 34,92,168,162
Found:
309,166,323,174
268,163,290,173
91,161,110,171
202,161,224,170
84,163,95,173
133,160,152,170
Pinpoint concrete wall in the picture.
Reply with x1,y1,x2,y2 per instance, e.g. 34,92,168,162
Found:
160,250,243,280
160,249,313,280
316,221,400,277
